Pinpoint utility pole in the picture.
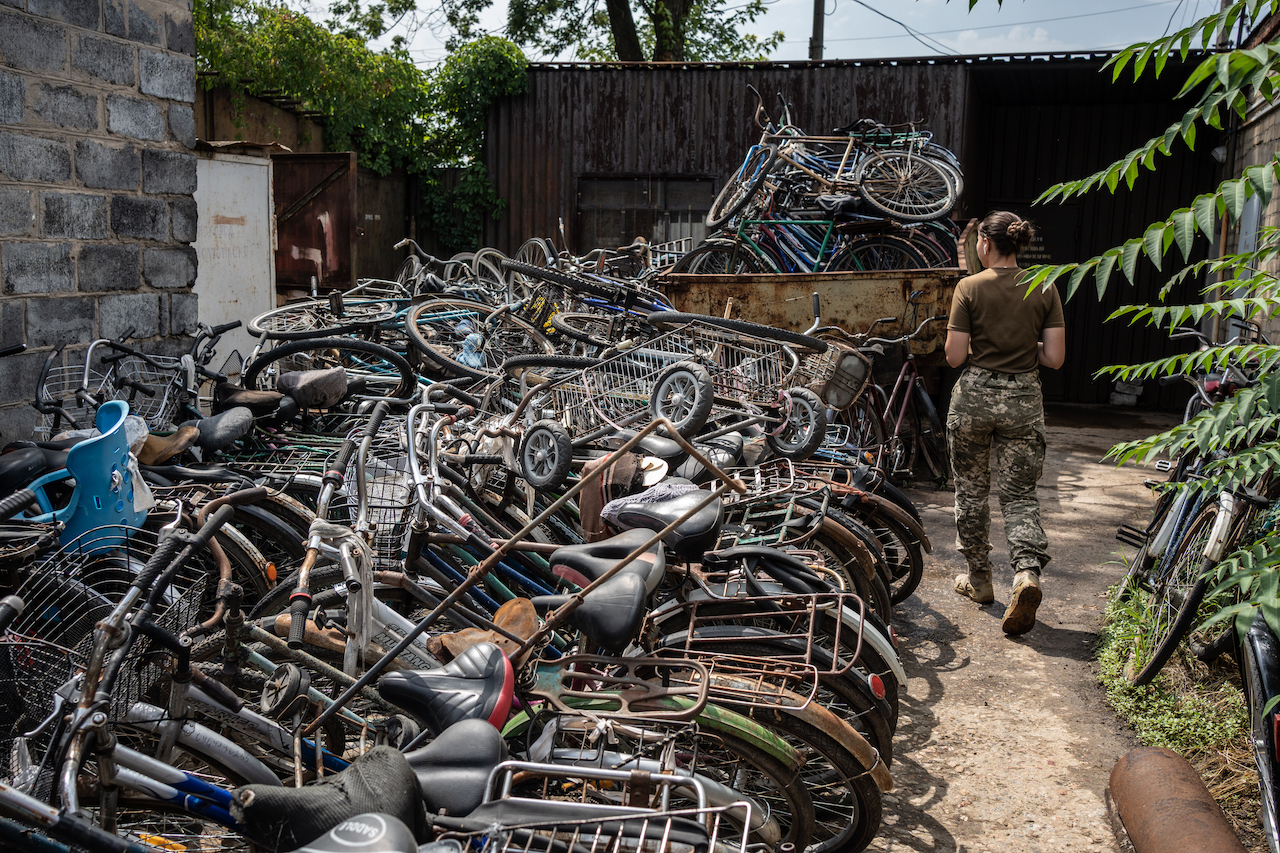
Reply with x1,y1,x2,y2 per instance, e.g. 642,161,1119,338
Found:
809,0,823,60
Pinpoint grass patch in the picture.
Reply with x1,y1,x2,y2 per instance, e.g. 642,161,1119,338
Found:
1098,583,1265,851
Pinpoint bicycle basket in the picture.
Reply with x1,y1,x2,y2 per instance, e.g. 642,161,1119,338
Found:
802,343,871,410
869,340,908,386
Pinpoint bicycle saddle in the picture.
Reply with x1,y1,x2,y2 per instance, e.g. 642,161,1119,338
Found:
213,381,295,418
234,746,428,850
376,642,514,737
178,406,254,451
0,445,70,496
673,432,744,484
602,429,686,463
284,813,421,853
405,717,508,816
279,367,348,409
530,571,648,654
549,528,666,594
604,487,724,560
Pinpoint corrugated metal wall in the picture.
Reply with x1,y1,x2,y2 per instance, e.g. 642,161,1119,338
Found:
483,55,1223,407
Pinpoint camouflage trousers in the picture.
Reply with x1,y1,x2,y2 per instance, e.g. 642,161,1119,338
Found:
946,366,1050,581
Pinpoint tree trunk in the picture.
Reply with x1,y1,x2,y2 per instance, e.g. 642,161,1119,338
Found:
605,0,645,61
652,0,689,60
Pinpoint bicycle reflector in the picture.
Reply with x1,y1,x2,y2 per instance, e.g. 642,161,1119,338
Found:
868,673,886,701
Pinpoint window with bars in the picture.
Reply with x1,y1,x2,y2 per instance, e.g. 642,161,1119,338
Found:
575,177,713,256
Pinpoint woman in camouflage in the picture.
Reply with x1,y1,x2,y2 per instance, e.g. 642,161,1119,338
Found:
944,211,1066,635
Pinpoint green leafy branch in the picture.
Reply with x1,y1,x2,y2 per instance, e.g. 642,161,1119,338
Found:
1107,0,1280,84
1020,157,1280,300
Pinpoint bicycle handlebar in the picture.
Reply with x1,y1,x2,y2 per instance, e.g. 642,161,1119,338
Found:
861,314,948,347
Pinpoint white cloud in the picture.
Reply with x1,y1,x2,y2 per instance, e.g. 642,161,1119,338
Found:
942,24,1077,54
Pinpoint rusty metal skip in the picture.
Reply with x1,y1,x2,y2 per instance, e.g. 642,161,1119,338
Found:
1109,746,1248,853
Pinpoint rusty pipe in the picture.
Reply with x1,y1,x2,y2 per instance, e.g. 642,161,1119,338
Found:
1109,747,1247,853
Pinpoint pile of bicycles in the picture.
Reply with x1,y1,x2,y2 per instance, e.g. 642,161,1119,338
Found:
0,232,953,853
672,86,963,275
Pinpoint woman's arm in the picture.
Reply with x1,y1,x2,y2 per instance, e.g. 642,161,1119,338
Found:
945,330,969,368
1039,326,1066,369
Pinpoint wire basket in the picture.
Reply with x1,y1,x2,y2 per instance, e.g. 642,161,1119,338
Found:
34,359,113,441
110,351,185,430
341,449,414,572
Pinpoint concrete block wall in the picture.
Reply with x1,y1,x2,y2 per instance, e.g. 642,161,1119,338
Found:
0,0,196,440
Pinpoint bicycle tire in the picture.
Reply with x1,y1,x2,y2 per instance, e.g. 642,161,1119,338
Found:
520,419,573,492
246,299,398,341
242,337,418,400
501,260,622,302
715,692,882,853
645,312,828,354
911,378,949,485
502,353,602,377
855,151,957,222
395,255,423,289
1128,500,1218,686
1240,615,1280,853
668,241,772,275
707,144,778,231
548,312,616,350
834,233,932,271
766,386,827,460
406,298,556,381
470,249,510,304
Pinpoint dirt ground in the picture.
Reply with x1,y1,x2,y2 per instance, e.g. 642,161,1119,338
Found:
872,403,1186,853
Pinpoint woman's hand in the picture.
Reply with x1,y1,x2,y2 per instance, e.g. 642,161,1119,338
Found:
1039,327,1065,369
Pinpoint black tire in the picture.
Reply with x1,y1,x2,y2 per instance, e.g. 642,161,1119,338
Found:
500,259,621,302
521,419,573,491
549,312,619,350
471,248,510,303
837,394,888,457
912,378,949,485
766,386,827,460
650,361,715,438
645,312,828,354
668,242,770,274
502,353,602,378
719,698,882,853
867,511,925,606
835,233,933,271
395,255,423,289
1128,501,1217,686
405,298,556,380
707,144,778,230
855,151,957,222
242,336,418,399
1240,616,1280,851
247,299,398,341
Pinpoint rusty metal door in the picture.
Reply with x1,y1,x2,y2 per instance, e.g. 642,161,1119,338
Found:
272,152,357,293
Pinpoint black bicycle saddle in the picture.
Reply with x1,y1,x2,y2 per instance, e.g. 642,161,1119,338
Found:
376,642,514,737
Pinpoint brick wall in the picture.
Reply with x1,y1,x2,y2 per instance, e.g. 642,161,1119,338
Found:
0,0,196,440
1232,98,1280,342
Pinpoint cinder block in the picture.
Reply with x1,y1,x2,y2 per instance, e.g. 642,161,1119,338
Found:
29,0,99,30
141,149,195,194
1114,380,1144,396
0,12,67,72
0,406,38,442
99,292,159,339
75,138,140,189
1,299,23,345
106,0,126,37
170,196,195,242
0,186,33,235
168,290,197,334
139,50,195,103
0,72,24,124
0,131,70,182
168,103,194,147
106,94,164,141
144,245,195,288
77,243,140,292
3,242,72,293
0,351,46,408
164,10,193,55
33,83,98,131
111,194,168,240
42,191,109,239
73,35,135,86
26,295,93,347
127,0,160,45
0,0,23,11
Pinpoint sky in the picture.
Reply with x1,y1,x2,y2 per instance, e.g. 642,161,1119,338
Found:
367,0,1215,67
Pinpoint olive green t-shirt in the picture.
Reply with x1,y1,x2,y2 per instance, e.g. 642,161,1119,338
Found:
947,267,1065,374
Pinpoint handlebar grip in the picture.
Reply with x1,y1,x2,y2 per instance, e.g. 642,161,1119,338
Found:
211,320,242,336
0,595,24,633
812,292,821,319
0,489,38,520
287,594,311,649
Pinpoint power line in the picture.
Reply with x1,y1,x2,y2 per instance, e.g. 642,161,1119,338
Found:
844,0,958,54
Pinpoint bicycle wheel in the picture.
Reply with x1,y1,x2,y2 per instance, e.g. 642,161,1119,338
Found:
911,378,949,485
835,394,888,458
500,260,622,302
520,419,573,492
471,248,510,304
834,234,932,271
855,151,957,222
766,386,827,460
394,255,423,289
242,337,418,400
1127,500,1218,686
649,361,715,438
668,242,772,274
548,312,616,351
247,299,398,341
707,144,778,231
406,298,556,381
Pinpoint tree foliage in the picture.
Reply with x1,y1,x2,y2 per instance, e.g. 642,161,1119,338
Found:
196,1,528,252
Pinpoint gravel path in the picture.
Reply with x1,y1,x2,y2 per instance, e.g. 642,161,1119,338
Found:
869,403,1180,853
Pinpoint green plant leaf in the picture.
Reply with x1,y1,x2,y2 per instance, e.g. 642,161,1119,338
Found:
1122,239,1143,284
1223,178,1248,221
1096,250,1120,297
1193,193,1217,237
1171,208,1196,260
1143,222,1167,271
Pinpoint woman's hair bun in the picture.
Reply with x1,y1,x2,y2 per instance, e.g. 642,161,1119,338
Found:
1005,218,1035,249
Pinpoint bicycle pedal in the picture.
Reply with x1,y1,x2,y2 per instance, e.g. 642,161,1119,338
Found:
1154,459,1174,472
1116,524,1148,548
